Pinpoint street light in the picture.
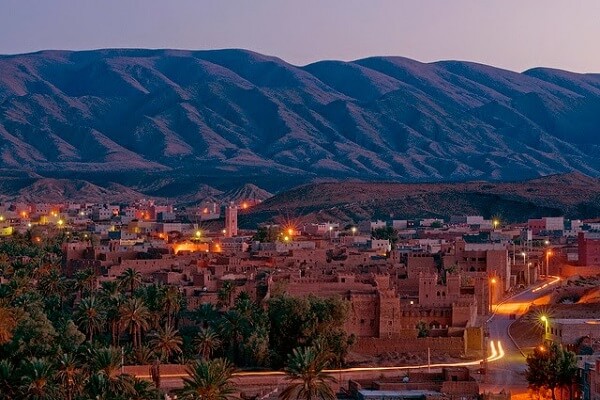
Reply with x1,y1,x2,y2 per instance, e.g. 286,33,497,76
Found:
545,250,553,276
493,219,499,230
521,252,526,265
351,226,357,236
540,315,549,341
489,277,497,313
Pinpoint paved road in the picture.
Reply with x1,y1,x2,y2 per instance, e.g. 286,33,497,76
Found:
479,276,561,396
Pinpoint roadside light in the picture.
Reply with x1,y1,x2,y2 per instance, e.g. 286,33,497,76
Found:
195,230,201,238
540,315,548,323
351,226,357,235
288,228,293,236
493,219,499,229
490,278,497,284
57,219,64,226
0,215,4,221
222,229,227,235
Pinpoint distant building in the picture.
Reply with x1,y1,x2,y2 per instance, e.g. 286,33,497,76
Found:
578,231,600,266
224,204,238,237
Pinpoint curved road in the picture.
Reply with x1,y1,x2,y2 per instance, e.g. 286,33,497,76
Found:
480,276,561,395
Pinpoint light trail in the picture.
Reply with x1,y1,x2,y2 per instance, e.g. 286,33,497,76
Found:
134,340,505,380
531,275,560,293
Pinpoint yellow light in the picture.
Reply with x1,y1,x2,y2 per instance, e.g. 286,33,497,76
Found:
222,229,227,234
540,315,548,322
0,215,4,221
490,278,497,284
283,236,289,242
57,219,64,226
351,227,357,233
195,230,201,238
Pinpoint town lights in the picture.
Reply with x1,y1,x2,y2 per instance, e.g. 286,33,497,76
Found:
351,226,357,235
57,219,64,227
493,219,499,229
195,230,201,238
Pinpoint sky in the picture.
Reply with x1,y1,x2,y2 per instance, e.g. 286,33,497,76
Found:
1,0,599,73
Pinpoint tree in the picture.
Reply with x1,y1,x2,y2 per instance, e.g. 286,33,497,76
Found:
279,346,336,400
118,268,142,294
176,358,237,400
218,281,236,309
119,297,150,349
416,321,429,338
526,343,578,400
195,327,222,360
0,360,17,400
0,303,17,345
75,296,105,343
150,325,183,362
55,353,82,400
18,357,59,400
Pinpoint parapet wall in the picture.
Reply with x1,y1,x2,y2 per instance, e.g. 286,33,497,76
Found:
354,337,464,356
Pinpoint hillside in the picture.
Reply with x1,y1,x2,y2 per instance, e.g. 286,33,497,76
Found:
242,173,600,224
1,49,600,185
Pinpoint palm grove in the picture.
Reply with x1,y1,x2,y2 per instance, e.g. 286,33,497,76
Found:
0,233,353,399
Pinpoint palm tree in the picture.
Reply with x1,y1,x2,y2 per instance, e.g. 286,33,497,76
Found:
74,268,97,297
193,303,219,329
128,376,160,400
75,296,106,343
218,281,236,309
19,357,58,400
149,325,183,362
279,346,336,400
0,303,17,345
161,285,182,329
119,297,150,348
194,327,222,360
100,281,124,346
55,353,82,400
118,268,142,294
0,360,17,400
89,346,133,397
175,358,237,400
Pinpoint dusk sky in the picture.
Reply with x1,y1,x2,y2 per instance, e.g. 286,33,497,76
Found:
1,0,599,73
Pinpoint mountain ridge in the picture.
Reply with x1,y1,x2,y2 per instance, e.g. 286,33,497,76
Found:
2,48,600,186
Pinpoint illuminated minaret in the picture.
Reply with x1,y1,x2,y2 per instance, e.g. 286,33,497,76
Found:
224,203,238,237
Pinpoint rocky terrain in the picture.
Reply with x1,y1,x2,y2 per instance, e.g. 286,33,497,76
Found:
242,173,600,224
2,48,600,186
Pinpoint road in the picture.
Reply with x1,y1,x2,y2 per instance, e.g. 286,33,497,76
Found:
132,276,559,395
479,276,561,396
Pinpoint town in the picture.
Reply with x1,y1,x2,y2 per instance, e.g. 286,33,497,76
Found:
1,198,599,399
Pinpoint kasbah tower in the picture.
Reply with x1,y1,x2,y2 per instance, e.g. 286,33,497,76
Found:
224,203,238,237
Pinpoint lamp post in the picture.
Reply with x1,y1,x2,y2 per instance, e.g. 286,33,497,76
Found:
489,277,497,314
540,315,549,342
521,251,526,265
546,250,553,276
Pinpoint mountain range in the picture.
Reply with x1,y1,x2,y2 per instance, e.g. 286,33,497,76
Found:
2,48,600,190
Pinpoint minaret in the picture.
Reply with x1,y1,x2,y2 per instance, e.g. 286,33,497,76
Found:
224,203,238,237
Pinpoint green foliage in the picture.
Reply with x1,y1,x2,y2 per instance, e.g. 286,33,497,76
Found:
526,343,578,400
268,294,351,368
371,226,398,244
416,320,429,338
176,358,237,400
280,346,336,400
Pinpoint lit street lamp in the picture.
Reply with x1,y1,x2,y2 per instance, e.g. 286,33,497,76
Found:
489,277,497,313
540,315,549,341
521,252,526,265
545,250,553,276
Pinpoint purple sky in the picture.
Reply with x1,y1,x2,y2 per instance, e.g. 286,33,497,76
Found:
1,0,599,72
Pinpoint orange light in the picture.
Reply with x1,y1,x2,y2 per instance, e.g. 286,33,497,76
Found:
287,228,294,236
490,278,497,284
21,211,27,218
242,202,248,210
